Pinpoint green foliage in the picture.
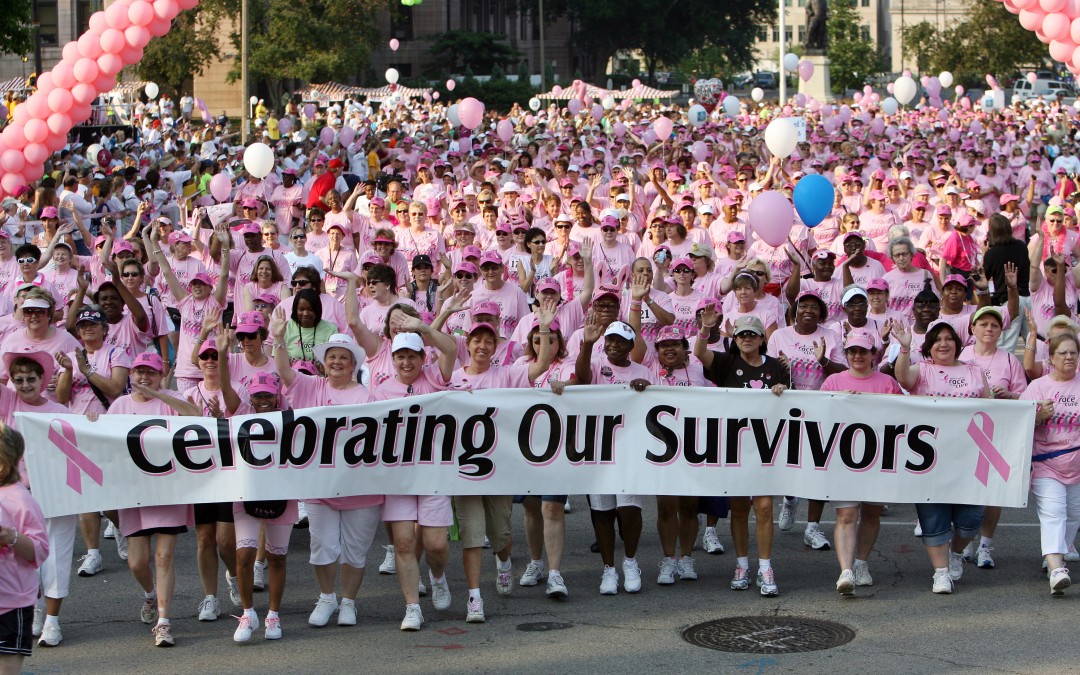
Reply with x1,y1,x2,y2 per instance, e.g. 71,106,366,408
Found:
490,63,506,81
427,31,523,76
900,21,939,75
517,60,530,83
827,0,881,93
0,0,33,57
441,78,536,113
137,6,222,97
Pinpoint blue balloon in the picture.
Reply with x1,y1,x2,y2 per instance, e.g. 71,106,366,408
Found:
792,174,834,227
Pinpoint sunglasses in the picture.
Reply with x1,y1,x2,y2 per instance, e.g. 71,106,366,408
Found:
236,332,259,341
200,351,219,361
531,239,547,245
17,257,37,264
292,280,312,287
480,264,501,271
751,271,767,276
22,307,48,315
478,200,493,205
11,376,40,385
601,227,617,232
309,218,325,223
455,272,476,279
121,271,141,278
496,231,509,236
292,234,307,240
555,224,572,229
253,302,273,309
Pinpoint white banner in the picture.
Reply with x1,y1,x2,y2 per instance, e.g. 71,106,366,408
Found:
203,203,234,227
18,388,1035,517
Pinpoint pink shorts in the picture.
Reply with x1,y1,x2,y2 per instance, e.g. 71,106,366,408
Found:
232,501,298,556
382,495,453,527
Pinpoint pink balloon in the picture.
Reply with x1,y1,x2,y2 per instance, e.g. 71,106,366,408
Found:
1,173,28,195
798,60,814,82
45,131,67,153
853,92,863,103
148,15,171,37
339,126,355,146
653,116,673,140
3,124,27,150
1072,16,1080,43
25,94,51,120
691,141,708,162
62,42,81,63
303,103,315,118
794,93,807,107
47,88,73,114
119,44,144,64
1037,27,1052,43
632,79,641,88
105,1,132,30
457,97,485,130
1044,12,1071,40
93,73,115,94
70,101,92,122
89,11,108,34
277,118,292,134
36,73,54,96
125,25,151,48
955,85,965,96
432,92,439,100
886,82,894,94
389,38,399,51
496,119,513,142
154,0,180,20
72,82,97,105
1050,39,1075,62
613,122,626,137
74,58,99,84
1014,0,1038,7
209,173,232,203
101,28,126,54
24,119,48,145
23,143,49,165
567,99,582,115
748,191,795,247
98,52,123,77
446,79,455,91
591,104,604,121
960,97,972,110
1041,0,1066,11
524,114,534,126
0,149,26,173
319,126,334,146
902,69,912,77
1019,8,1047,31
78,32,104,60
47,112,72,135
128,0,154,26
641,130,656,145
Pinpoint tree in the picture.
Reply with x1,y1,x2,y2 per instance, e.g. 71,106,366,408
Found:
827,0,881,93
426,30,523,76
137,6,223,97
900,21,939,75
924,0,1046,85
0,0,33,57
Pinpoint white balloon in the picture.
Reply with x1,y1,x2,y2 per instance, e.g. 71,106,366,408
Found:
751,87,764,102
763,118,798,158
881,97,899,116
385,68,399,85
529,97,541,112
722,96,741,118
447,104,460,127
144,82,159,100
687,104,707,127
783,53,799,72
243,142,275,179
602,96,616,110
893,76,917,105
86,144,102,166
938,71,953,88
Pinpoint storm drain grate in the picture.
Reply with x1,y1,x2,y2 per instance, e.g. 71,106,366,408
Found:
682,616,855,653
517,621,574,632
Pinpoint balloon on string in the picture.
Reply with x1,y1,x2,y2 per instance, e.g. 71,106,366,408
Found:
209,173,232,202
97,148,112,167
591,104,604,121
86,144,103,165
432,91,439,100
303,103,315,119
939,71,954,87
653,116,673,140
687,104,707,127
881,97,899,115
529,97,541,111
339,126,355,146
524,114,534,126
385,68,399,85
751,87,764,102
893,76,917,105
145,82,159,99
763,118,797,158
722,96,741,117
496,119,513,142
319,126,334,146
791,174,834,227
794,93,806,107
601,96,616,110
783,53,799,72
798,59,814,82
446,79,455,91
277,118,292,135
748,191,795,247
243,142,275,178
955,85,965,97
567,98,582,115
389,38,399,51
447,104,460,127
691,141,709,162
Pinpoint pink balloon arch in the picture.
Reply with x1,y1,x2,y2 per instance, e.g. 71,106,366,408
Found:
0,0,199,197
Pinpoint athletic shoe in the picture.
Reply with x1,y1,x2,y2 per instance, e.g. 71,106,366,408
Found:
38,622,62,647
976,546,996,569
962,540,976,562
948,552,964,581
466,596,485,623
836,569,855,596
104,520,117,539
564,498,572,513
1066,546,1080,562
308,597,338,627
1050,567,1071,596
702,528,724,554
520,560,547,586
804,528,831,551
758,568,779,597
657,557,677,585
264,615,282,640
622,558,642,593
379,545,396,574
418,579,427,597
295,501,309,528
233,613,257,643
546,571,568,599
854,560,873,586
496,565,513,596
778,498,798,531
140,597,157,624
430,573,451,611
77,551,102,577
932,569,953,594
198,595,220,621
730,566,750,590
32,600,44,637
599,566,619,595
226,572,241,607
913,520,923,537
482,536,491,549
338,600,357,626
152,623,174,647
116,535,128,561
677,556,698,580
253,560,267,591
400,605,424,631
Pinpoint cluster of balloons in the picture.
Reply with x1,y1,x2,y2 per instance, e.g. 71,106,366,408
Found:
782,53,815,82
446,97,484,130
749,177,837,246
0,0,196,196
999,0,1080,74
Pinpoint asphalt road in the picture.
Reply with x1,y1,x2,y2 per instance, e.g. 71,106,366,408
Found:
20,499,1080,675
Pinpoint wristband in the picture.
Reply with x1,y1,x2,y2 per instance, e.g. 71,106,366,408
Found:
697,328,710,339
899,347,910,354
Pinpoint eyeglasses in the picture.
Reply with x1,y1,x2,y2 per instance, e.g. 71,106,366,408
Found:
555,224,572,230
750,270,768,277
673,268,693,274
495,231,509,236
236,332,259,341
478,200,493,205
292,234,307,240
292,280,312,287
17,257,37,264
121,271,141,278
480,265,501,272
263,231,278,237
309,218,324,223
1048,218,1064,223
22,307,48,315
455,272,476,279
11,376,40,385
200,351,219,361
601,227,616,232
253,302,273,309
530,239,547,246
1053,350,1079,359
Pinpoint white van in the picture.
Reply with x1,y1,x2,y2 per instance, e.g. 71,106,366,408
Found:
1012,78,1076,105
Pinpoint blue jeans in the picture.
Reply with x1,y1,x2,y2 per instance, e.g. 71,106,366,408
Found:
916,503,984,547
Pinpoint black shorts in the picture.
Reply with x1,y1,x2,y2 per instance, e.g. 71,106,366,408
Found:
194,502,235,525
128,525,188,538
0,606,34,657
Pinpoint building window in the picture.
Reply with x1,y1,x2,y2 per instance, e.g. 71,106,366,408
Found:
772,26,779,42
520,9,528,40
76,0,103,35
798,25,806,43
784,26,792,42
390,7,414,40
758,27,768,42
861,0,870,6
35,0,59,46
860,24,870,41
798,0,806,5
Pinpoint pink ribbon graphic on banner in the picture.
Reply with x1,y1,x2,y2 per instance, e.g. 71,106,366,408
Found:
48,418,103,494
968,412,1011,487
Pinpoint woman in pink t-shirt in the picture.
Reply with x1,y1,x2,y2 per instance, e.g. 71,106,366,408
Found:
0,287,81,397
721,270,779,340
892,321,990,595
241,255,286,307
1021,332,1080,596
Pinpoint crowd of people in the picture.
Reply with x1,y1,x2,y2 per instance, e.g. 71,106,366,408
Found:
3,88,1080,667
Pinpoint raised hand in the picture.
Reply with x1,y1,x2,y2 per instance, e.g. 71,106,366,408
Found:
1004,261,1018,288
699,301,720,328
55,351,73,372
813,339,825,363
444,286,472,314
631,272,651,302
582,311,603,344
269,306,287,341
890,322,912,349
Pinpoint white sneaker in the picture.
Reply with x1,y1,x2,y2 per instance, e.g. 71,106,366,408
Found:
308,597,338,627
1066,546,1080,562
622,558,642,593
115,535,128,561
730,566,750,590
32,600,44,637
757,568,779,596
778,498,798,531
400,605,424,631
226,571,241,607
466,596,485,623
197,595,219,621
976,546,995,569
103,521,117,539
932,569,953,594
657,557,677,585
564,498,572,513
836,569,856,596
338,599,357,626
854,560,873,586
804,528,831,551
962,540,976,562
496,564,513,596
1050,567,1071,596
38,621,62,647
948,552,964,581
677,556,698,580
913,520,923,537
430,572,451,611
546,570,568,599
264,614,282,640
520,560,547,586
379,545,396,574
233,613,258,642
140,597,157,624
77,551,102,577
702,528,725,554
252,560,267,591
599,566,619,595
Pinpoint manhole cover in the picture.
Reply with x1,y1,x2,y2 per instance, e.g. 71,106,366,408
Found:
517,621,574,632
682,616,855,653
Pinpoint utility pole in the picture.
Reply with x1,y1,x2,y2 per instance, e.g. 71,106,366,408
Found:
241,0,249,142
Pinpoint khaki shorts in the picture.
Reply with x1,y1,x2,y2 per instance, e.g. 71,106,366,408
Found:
453,495,512,550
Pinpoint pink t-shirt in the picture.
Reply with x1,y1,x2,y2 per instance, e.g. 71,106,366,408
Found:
884,268,936,321
359,296,418,336
1022,374,1080,484
61,345,132,414
644,358,711,387
821,370,903,394
471,283,532,337
838,257,887,288
587,356,658,386
767,326,844,391
174,295,223,380
370,364,449,400
801,277,845,324
1,328,82,401
912,361,987,398
448,363,531,391
958,346,1027,396
1030,274,1077,337
103,313,153,362
0,483,49,615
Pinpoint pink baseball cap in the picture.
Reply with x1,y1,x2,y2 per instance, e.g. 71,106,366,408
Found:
190,272,215,287
943,274,968,288
844,328,876,351
478,250,504,267
727,231,746,243
168,231,193,244
866,278,889,292
656,325,688,343
41,206,59,219
241,198,259,209
935,205,952,217
535,277,561,294
198,337,219,357
592,285,621,302
236,311,266,333
670,256,694,271
467,322,499,336
360,251,383,267
132,352,165,372
812,249,836,260
252,291,279,306
471,301,501,317
112,241,135,255
247,371,281,395
495,222,513,234
237,221,261,235
462,245,481,260
453,261,478,275
369,197,386,208
999,193,1020,205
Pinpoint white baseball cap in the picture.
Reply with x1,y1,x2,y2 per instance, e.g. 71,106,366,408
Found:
391,332,425,353
603,321,636,341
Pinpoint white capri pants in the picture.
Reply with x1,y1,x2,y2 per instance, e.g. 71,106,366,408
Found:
39,515,77,599
307,503,382,568
1032,477,1080,556
589,494,644,512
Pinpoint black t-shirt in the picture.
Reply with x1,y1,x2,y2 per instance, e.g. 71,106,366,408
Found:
705,349,791,390
983,238,1030,303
